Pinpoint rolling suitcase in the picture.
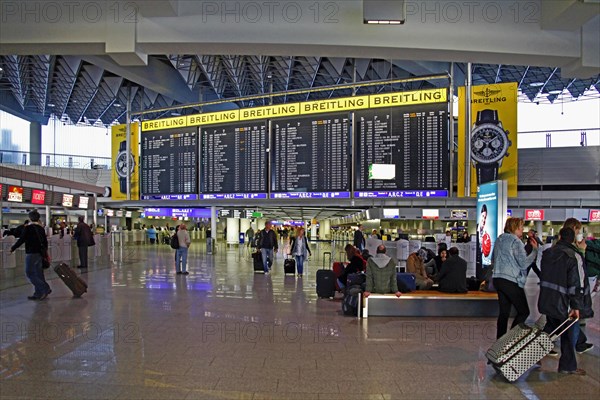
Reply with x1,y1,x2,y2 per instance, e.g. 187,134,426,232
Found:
253,251,264,272
54,263,88,298
284,255,296,274
316,251,336,298
486,317,578,382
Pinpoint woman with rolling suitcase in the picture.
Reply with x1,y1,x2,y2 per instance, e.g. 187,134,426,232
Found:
289,227,311,277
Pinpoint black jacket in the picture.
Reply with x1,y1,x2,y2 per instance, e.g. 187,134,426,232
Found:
353,229,365,248
11,223,47,254
340,255,365,285
435,255,467,293
258,229,278,250
538,241,592,319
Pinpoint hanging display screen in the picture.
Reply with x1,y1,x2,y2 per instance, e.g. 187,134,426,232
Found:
271,113,351,199
141,128,198,200
200,121,268,199
354,103,449,198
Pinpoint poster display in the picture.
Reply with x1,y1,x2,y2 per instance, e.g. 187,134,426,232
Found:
476,180,508,278
458,82,518,197
111,122,140,200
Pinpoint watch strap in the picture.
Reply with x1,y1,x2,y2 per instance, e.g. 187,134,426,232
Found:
120,177,127,194
119,140,127,152
475,109,499,125
476,163,498,185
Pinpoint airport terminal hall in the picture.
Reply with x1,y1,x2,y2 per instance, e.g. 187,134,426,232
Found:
2,1,600,399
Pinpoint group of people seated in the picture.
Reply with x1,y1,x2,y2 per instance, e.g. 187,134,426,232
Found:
406,245,468,293
335,242,470,296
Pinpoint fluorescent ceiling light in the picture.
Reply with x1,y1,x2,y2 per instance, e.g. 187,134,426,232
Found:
364,0,405,24
529,82,544,87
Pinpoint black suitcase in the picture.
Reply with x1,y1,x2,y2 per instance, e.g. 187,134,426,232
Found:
316,252,336,298
54,263,88,298
284,256,296,274
253,251,264,272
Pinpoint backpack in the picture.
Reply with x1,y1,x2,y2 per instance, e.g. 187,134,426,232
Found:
170,233,180,249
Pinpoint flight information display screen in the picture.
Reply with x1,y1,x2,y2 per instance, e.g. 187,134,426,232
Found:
141,128,198,199
355,103,449,198
200,121,268,199
271,114,351,199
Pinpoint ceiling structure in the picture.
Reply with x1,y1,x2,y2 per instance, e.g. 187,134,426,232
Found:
0,1,598,127
1,55,599,127
0,1,598,222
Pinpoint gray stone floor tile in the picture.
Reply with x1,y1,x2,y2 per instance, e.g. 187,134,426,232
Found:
1,244,598,400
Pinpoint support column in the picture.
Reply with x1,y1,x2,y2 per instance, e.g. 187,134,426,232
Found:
320,219,331,240
210,206,217,240
535,221,544,238
30,121,42,166
45,205,51,229
226,218,240,245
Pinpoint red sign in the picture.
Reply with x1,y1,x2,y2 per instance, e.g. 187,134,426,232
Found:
590,210,600,222
7,186,23,202
31,189,46,205
525,209,545,221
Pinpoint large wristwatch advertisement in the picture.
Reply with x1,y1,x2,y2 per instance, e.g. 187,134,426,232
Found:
470,109,511,185
115,140,135,194
457,82,518,197
111,122,140,200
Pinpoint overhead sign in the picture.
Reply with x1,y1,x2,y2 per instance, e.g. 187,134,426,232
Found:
31,189,46,205
7,186,23,202
590,209,600,222
525,209,544,221
62,194,74,207
451,209,468,219
422,209,439,220
78,196,89,209
141,88,448,131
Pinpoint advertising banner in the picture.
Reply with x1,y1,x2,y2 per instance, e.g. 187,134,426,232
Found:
476,180,508,279
111,123,140,200
458,82,518,197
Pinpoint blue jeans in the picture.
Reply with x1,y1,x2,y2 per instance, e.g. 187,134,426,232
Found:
261,248,274,273
295,255,306,275
175,247,188,272
25,253,50,297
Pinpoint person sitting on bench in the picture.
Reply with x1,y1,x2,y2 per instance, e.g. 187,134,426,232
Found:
364,245,401,298
407,249,434,290
435,247,468,293
337,244,365,289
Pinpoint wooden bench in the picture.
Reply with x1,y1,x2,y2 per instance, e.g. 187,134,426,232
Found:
361,290,499,318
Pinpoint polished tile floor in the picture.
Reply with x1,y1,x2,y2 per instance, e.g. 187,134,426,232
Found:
1,243,598,399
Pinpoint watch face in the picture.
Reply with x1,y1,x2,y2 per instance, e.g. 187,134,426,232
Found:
471,123,509,164
116,151,135,178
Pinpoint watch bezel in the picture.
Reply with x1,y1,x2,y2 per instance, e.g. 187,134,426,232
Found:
115,151,135,178
470,123,510,164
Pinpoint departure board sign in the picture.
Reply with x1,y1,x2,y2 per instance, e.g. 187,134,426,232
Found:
271,114,351,199
200,122,268,198
141,128,198,200
354,102,449,197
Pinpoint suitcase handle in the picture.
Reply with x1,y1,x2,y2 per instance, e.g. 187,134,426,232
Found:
549,317,579,341
323,251,332,269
